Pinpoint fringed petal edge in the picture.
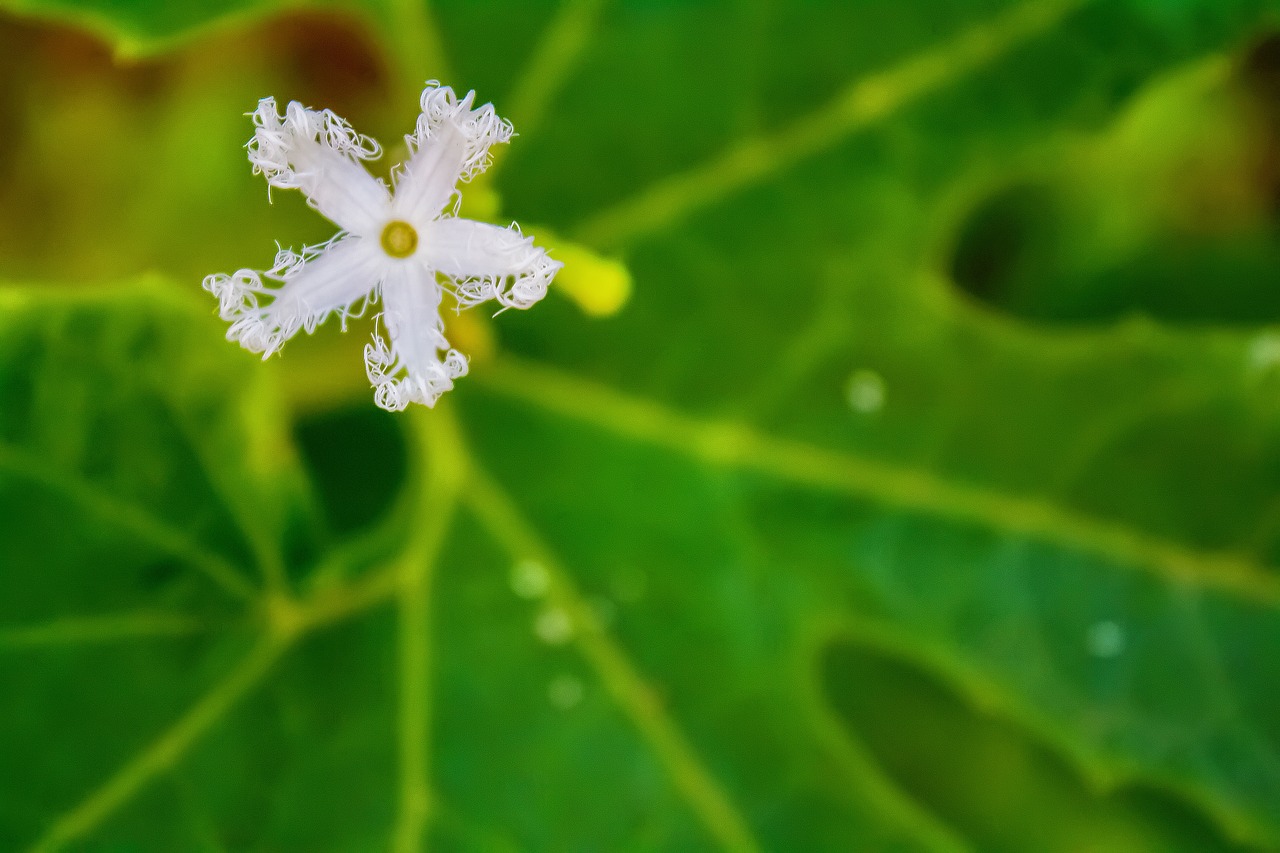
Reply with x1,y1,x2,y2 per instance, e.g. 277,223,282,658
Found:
404,82,513,186
364,335,469,411
202,236,380,358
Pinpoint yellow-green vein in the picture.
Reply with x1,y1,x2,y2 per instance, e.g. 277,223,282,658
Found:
463,462,762,853
393,407,467,853
493,0,609,174
0,612,207,650
27,632,291,853
575,0,1090,248
479,358,1280,606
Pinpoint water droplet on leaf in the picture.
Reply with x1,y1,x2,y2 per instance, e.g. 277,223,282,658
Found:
534,607,574,645
510,559,550,599
548,674,584,709
1248,332,1280,373
1086,620,1125,658
846,369,885,413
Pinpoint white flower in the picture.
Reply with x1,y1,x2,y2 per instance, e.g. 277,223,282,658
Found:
203,83,561,411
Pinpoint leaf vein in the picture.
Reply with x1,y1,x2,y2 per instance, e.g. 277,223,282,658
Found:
0,611,208,650
26,633,288,852
0,441,257,601
393,408,467,853
480,358,1280,607
464,462,763,853
574,0,1091,249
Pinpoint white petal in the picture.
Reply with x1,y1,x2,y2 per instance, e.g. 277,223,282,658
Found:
248,98,392,236
390,123,468,227
390,84,513,226
203,236,383,357
421,218,562,310
364,259,467,411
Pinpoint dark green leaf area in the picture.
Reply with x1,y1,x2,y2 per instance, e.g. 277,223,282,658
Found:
0,286,307,617
80,619,399,852
0,286,317,844
0,630,259,849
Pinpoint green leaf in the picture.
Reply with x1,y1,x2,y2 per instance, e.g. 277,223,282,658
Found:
0,0,299,57
3,0,1280,850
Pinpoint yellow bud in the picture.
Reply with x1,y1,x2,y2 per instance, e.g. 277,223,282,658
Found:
528,227,633,317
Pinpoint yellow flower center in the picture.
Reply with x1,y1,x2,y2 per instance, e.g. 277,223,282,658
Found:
380,220,419,258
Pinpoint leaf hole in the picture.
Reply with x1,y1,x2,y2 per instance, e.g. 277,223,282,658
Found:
1237,30,1280,213
293,405,406,538
946,35,1280,327
948,183,1056,312
820,640,1257,852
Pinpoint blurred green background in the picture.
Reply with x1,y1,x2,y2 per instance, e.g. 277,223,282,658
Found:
3,0,1280,850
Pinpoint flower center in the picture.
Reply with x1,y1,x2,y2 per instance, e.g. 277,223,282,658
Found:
380,220,419,258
